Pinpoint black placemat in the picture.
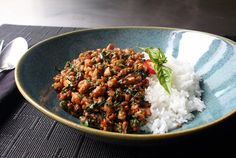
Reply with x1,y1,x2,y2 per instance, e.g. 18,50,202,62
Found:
0,24,235,157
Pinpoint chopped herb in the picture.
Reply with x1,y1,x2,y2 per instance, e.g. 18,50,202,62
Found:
116,59,126,68
59,100,68,110
118,79,123,84
100,51,105,60
114,101,120,107
115,123,122,133
122,54,130,59
86,100,106,112
86,79,92,83
117,63,126,68
75,72,82,80
81,120,89,127
66,61,71,67
100,51,112,62
106,51,111,56
115,89,120,98
130,118,139,128
111,70,117,75
135,69,148,78
125,88,132,95
78,93,84,99
95,100,106,108
132,92,139,98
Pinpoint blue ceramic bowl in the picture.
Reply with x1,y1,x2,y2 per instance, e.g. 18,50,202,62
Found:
15,27,236,144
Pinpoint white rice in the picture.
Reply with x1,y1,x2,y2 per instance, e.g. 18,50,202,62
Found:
142,55,205,134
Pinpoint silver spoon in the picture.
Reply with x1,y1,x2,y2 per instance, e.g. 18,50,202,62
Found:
0,40,4,54
0,37,28,72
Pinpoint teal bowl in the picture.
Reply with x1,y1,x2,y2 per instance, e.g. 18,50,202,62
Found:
15,27,236,144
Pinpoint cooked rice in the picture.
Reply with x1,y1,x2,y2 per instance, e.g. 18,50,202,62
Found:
142,55,205,134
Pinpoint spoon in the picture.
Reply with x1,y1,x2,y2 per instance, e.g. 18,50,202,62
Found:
0,37,28,72
0,40,4,54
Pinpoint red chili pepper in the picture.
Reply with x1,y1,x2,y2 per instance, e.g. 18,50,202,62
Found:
144,59,156,74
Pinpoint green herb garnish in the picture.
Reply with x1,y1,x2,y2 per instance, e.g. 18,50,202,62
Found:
100,51,106,60
115,89,121,98
140,47,173,95
81,120,89,127
86,100,106,112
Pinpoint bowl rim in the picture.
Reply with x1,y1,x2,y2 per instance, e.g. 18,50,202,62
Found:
15,26,236,140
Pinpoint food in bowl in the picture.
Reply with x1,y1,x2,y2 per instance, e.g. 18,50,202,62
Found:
52,43,205,134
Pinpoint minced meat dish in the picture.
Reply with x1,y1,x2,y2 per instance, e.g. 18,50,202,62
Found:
52,44,151,133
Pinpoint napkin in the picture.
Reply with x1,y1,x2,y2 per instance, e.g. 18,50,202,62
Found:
0,70,15,104
0,70,20,120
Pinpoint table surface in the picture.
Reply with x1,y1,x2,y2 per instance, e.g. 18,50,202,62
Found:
0,24,235,158
0,0,236,156
0,0,236,35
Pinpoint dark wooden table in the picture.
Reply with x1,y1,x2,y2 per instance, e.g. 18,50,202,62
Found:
0,0,235,35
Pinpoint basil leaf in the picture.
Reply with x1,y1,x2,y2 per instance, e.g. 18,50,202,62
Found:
157,66,173,95
140,47,173,95
140,47,167,64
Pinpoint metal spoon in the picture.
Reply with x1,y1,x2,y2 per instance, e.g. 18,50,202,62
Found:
0,37,28,72
0,40,4,54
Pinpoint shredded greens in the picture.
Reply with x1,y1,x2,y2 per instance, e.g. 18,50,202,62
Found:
140,47,173,95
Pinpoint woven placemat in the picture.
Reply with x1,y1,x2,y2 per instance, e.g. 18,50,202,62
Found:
0,24,235,157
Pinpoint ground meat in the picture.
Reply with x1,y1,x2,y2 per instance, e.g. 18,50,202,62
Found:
52,43,151,133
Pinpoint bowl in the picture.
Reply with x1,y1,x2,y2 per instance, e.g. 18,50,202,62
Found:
15,27,236,144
